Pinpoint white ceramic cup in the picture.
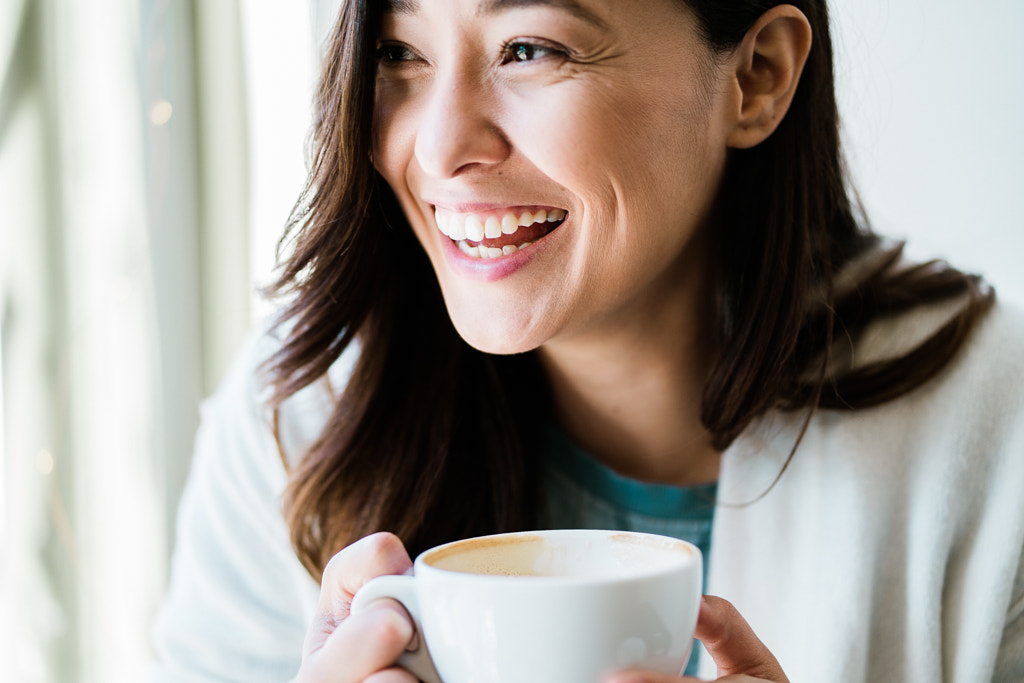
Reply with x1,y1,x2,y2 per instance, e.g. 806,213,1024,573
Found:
350,529,703,683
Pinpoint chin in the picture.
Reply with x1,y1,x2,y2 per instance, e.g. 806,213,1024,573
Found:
448,316,546,356
455,328,539,356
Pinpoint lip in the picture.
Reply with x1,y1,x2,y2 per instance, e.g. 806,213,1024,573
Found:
438,230,544,282
424,196,568,215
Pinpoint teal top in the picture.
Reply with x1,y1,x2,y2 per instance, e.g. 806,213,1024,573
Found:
541,427,717,677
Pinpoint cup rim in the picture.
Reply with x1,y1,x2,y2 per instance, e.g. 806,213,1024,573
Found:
415,529,701,585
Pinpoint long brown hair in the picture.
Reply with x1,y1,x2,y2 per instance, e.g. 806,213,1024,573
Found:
265,0,993,580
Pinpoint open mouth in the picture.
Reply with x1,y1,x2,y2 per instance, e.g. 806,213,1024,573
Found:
434,207,568,259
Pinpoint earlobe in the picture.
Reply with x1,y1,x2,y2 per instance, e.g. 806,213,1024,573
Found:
726,5,813,150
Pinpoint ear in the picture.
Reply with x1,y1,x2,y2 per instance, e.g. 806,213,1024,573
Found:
725,5,813,150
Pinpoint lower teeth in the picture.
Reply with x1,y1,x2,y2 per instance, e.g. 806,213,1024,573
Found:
457,240,534,259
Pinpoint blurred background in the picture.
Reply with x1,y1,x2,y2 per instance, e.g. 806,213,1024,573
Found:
0,0,1021,681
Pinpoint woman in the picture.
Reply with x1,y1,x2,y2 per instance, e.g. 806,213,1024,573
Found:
152,0,1024,681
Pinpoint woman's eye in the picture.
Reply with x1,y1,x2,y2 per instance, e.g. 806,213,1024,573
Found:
376,43,417,64
501,41,563,64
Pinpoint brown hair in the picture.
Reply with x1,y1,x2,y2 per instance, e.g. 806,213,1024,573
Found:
265,0,993,580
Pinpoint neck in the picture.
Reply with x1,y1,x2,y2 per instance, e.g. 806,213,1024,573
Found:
536,248,721,487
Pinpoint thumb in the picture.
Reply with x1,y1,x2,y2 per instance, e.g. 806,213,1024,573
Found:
695,595,788,682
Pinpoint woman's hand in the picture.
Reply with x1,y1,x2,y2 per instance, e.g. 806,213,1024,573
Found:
296,532,419,683
608,595,788,683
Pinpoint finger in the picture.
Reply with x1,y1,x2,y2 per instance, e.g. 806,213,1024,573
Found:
607,672,766,683
321,532,414,616
605,670,696,683
363,667,419,683
695,595,787,682
305,533,414,657
301,599,415,683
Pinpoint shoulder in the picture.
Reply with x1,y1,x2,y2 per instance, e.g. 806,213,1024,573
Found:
207,316,361,469
722,298,1024,505
710,300,1024,681
831,296,1024,440
896,298,1024,437
945,297,1024,396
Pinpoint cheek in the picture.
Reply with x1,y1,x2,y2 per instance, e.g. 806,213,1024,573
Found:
502,75,713,201
372,87,419,187
503,81,635,171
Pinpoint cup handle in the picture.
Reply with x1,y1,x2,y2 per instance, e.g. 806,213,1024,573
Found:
350,575,443,683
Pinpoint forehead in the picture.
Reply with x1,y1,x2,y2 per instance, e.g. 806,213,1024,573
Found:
382,0,612,28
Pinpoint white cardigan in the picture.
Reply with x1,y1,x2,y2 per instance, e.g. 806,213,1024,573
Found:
152,302,1024,683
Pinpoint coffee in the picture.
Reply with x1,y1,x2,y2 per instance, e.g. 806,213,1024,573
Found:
426,531,694,578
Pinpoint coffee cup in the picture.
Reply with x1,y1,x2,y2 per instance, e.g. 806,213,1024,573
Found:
350,529,703,683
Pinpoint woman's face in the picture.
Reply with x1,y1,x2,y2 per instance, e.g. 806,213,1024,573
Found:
373,0,735,354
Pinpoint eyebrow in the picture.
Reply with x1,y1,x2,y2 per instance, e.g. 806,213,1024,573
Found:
478,0,609,29
383,0,609,30
383,0,417,14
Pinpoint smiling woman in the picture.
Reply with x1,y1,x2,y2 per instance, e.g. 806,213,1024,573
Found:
150,1,1024,682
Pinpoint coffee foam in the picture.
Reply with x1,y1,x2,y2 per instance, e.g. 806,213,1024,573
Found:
425,532,692,578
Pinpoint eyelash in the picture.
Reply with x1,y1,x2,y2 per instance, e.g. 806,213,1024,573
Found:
499,40,567,65
375,40,569,68
376,42,418,65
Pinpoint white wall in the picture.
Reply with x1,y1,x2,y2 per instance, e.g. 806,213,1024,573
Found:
832,0,1024,303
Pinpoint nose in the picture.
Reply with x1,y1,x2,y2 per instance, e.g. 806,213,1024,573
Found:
414,69,510,179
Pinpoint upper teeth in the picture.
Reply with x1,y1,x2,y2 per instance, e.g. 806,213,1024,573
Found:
434,208,566,242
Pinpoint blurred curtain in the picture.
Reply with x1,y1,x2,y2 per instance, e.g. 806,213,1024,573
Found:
0,0,251,680
0,0,70,679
